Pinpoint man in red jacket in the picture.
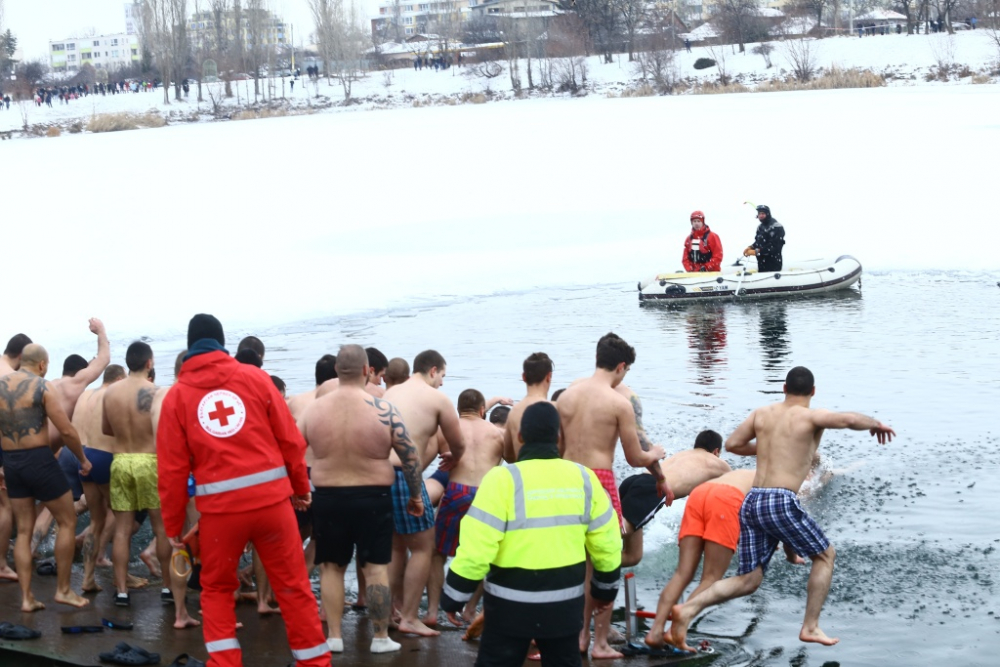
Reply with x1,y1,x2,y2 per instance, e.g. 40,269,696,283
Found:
157,314,329,667
682,210,723,272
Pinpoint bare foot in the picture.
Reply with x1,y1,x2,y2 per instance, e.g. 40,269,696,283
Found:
462,612,485,641
786,553,806,565
800,627,839,646
127,574,149,589
54,590,91,608
643,631,665,649
397,618,441,637
607,626,625,644
21,597,45,612
578,629,590,654
82,580,103,593
174,616,202,629
590,645,624,660
96,556,113,567
668,605,697,652
421,613,439,627
0,565,18,581
258,603,282,615
140,551,162,579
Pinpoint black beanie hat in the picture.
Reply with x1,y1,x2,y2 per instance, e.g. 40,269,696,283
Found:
520,402,561,446
187,314,225,348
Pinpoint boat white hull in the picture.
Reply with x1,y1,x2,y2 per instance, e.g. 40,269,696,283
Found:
638,256,862,303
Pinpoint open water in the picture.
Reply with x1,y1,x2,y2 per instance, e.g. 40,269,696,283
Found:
110,269,994,667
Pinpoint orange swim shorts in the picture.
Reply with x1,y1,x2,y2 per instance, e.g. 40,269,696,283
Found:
677,482,746,551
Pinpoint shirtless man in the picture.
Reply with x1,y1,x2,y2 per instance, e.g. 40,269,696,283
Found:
669,366,895,651
557,333,668,659
383,349,466,637
383,357,410,391
0,333,32,582
288,354,338,576
72,364,126,592
103,342,196,626
426,389,505,625
302,344,424,654
48,318,110,444
618,430,732,567
0,344,91,611
644,468,757,648
502,352,553,463
365,347,389,398
30,319,109,553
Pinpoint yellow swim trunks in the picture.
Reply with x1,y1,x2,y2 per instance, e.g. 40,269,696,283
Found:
110,453,160,512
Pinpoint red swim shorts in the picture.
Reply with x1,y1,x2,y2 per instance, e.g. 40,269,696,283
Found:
592,468,624,535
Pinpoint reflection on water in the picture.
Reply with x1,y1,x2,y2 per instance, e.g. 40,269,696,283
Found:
758,301,789,390
684,305,728,387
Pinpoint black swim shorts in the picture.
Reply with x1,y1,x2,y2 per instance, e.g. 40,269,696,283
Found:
618,474,666,531
312,486,393,568
3,446,72,502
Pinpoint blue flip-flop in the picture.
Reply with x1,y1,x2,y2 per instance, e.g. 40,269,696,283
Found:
0,622,42,640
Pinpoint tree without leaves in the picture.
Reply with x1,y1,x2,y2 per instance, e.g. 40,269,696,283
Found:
614,0,646,61
712,0,767,53
559,0,617,63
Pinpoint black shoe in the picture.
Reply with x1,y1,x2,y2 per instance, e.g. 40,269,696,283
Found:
161,588,174,604
115,592,130,607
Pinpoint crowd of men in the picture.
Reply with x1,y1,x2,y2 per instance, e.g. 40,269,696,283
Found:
0,317,893,667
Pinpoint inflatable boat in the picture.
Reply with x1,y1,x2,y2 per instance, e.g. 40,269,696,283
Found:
638,256,862,303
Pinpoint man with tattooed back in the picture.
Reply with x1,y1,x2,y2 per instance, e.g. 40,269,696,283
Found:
0,344,91,611
102,341,186,613
301,344,425,654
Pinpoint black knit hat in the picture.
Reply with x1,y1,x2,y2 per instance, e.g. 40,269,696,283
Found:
520,402,561,446
187,314,225,348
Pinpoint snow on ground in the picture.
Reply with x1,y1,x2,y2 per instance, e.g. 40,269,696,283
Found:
1,29,997,134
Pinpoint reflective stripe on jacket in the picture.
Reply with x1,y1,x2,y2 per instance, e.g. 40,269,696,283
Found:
442,458,621,637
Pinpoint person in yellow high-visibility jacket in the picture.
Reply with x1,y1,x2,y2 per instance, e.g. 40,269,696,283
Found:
441,402,622,667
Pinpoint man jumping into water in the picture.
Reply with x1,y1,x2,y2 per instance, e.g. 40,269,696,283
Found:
669,366,895,650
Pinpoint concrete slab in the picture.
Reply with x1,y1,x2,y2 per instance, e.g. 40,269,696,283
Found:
0,567,732,666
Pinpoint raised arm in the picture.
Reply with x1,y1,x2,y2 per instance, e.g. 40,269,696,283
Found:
811,410,895,444
485,396,513,412
71,318,111,390
725,411,758,456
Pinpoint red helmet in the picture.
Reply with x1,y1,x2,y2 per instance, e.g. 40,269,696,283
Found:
690,210,705,223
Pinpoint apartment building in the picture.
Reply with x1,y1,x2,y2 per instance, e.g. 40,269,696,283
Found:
49,34,140,73
372,0,470,38
188,8,287,52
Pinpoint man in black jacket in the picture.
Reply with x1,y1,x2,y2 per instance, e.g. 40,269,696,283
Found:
744,205,785,272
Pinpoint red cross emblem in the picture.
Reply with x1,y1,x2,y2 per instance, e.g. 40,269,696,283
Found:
208,401,236,427
197,390,246,438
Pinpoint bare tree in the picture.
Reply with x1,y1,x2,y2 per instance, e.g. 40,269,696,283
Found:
782,37,817,81
328,0,370,100
547,14,589,91
138,0,174,103
559,0,616,63
633,27,678,92
170,0,188,101
497,15,522,93
705,43,730,83
615,0,647,61
713,0,767,53
308,0,336,85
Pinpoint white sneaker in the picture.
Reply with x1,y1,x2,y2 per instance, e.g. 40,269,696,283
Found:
371,637,402,654
326,637,344,653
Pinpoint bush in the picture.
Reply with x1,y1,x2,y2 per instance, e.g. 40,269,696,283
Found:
87,112,167,133
692,81,751,95
620,84,657,97
46,126,61,137
759,67,885,92
232,108,290,121
693,58,716,70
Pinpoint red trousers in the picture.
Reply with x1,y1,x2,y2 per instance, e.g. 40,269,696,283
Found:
200,502,328,667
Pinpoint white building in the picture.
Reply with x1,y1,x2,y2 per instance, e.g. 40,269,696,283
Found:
49,34,140,73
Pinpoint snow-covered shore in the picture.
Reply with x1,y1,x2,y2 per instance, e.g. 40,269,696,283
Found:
1,30,996,135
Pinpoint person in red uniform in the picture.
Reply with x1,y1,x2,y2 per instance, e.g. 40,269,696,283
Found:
157,314,329,667
682,210,723,272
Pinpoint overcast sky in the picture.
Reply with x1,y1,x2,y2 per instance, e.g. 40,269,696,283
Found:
5,0,381,61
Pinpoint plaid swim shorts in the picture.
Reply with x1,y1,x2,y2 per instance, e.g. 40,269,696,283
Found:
737,487,829,575
391,467,435,535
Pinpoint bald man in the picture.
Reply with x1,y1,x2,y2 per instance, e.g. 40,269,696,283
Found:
0,344,91,611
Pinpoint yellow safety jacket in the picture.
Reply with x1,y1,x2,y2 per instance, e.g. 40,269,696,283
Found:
442,449,622,638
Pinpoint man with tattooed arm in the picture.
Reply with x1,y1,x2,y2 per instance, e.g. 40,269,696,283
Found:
0,343,92,611
301,344,424,654
102,342,193,626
